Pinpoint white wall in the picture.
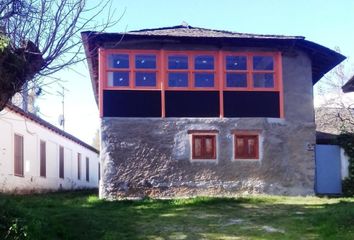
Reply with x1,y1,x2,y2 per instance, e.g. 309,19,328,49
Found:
0,108,99,193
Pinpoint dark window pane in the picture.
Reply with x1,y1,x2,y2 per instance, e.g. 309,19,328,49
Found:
108,54,129,68
226,56,247,70
168,72,188,87
195,55,214,70
135,72,156,87
253,73,274,88
168,55,188,69
108,72,129,87
253,56,274,70
135,55,156,69
226,73,247,87
194,73,214,87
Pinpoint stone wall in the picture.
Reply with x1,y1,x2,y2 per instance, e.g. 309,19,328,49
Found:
99,50,316,199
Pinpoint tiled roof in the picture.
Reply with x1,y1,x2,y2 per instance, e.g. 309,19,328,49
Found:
5,104,99,154
127,25,304,40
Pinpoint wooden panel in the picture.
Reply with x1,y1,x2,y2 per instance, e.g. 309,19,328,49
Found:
59,146,64,179
86,157,89,182
165,91,219,117
224,91,280,117
77,153,81,180
14,134,24,177
40,140,46,177
103,90,161,117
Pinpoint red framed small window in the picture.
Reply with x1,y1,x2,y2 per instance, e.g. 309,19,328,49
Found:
191,134,217,160
234,133,259,159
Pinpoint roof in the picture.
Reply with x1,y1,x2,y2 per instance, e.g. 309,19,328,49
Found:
342,75,354,93
4,104,99,154
81,25,346,103
316,131,338,145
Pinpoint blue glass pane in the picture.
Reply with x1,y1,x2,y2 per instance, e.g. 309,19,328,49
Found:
194,73,214,87
253,73,274,88
226,73,247,87
168,72,188,87
168,55,188,69
135,72,156,86
108,72,129,86
195,55,214,70
226,56,247,70
253,56,274,70
108,54,129,68
135,55,156,69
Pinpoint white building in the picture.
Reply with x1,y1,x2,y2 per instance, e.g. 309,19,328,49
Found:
0,104,100,193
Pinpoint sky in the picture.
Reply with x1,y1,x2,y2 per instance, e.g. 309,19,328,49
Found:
35,0,354,145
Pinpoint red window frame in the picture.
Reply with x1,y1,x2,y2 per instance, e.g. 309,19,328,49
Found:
105,50,161,90
98,49,283,118
233,131,260,160
190,132,217,160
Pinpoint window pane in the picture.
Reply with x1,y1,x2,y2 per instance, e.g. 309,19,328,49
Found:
226,56,247,70
205,137,214,156
108,54,129,68
194,73,214,87
135,72,156,87
236,138,245,156
195,55,214,70
168,72,188,87
194,137,202,157
247,138,256,157
253,73,274,88
226,73,247,87
253,56,274,70
108,72,129,87
135,55,156,69
168,55,188,69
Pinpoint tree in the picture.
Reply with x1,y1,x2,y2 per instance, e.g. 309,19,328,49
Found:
0,0,119,111
314,48,354,134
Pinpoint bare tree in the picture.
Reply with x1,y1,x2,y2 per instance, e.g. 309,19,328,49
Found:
315,48,354,133
0,0,119,110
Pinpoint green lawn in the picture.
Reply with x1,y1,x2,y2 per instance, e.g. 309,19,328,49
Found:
1,191,354,240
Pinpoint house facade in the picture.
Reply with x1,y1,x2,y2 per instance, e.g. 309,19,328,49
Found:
82,25,345,199
0,104,99,193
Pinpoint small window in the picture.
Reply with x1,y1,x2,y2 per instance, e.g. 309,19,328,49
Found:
77,153,81,180
194,55,214,70
59,146,64,179
253,56,274,70
168,55,188,69
253,73,274,88
168,72,188,87
40,140,46,177
86,157,90,182
135,55,156,69
194,73,214,87
226,73,247,88
234,133,259,159
108,54,129,69
191,134,217,160
14,134,24,177
226,56,247,70
107,72,129,87
135,72,156,87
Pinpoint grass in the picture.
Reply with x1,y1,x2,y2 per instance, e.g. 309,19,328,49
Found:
1,191,354,239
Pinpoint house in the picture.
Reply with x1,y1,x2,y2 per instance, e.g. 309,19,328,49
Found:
0,104,100,193
82,25,345,199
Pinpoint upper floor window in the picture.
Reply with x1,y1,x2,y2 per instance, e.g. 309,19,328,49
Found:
107,51,159,89
166,53,217,90
224,54,276,90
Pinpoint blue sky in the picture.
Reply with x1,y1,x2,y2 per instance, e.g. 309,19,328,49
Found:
36,0,354,144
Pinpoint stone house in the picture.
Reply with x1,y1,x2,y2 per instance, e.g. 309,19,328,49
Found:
82,25,345,199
